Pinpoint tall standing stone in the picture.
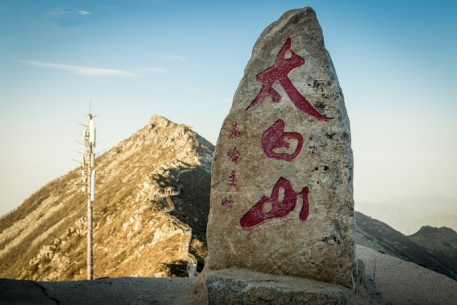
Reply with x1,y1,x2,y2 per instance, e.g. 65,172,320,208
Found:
206,7,356,288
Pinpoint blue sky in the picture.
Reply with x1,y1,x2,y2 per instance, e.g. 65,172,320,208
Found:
1,0,456,216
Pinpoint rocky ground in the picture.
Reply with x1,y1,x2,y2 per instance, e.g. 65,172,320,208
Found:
1,245,456,305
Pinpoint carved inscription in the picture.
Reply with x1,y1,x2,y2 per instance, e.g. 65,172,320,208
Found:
229,122,242,139
221,122,243,206
237,38,336,229
262,119,303,162
221,196,234,208
229,170,237,187
240,177,309,229
227,147,241,164
246,38,333,122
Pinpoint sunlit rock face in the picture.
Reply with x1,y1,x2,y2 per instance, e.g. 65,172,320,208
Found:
206,7,356,288
0,115,214,281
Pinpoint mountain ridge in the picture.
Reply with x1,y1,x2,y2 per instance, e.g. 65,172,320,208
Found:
355,211,457,280
0,115,214,280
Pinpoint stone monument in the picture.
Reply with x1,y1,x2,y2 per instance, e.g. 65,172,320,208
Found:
206,7,356,288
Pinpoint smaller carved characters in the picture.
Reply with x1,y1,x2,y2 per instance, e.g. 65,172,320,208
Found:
227,147,241,164
228,122,242,139
229,170,237,187
221,196,234,208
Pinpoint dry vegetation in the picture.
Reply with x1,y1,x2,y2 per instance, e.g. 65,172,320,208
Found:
0,115,214,281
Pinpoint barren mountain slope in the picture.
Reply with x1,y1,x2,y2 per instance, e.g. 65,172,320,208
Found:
408,226,457,273
355,211,457,281
0,115,214,281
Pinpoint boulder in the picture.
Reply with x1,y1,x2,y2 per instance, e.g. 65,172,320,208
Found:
206,6,356,288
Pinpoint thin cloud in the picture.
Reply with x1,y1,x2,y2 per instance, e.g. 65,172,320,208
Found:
43,8,71,16
77,10,91,15
43,8,91,16
162,55,187,61
20,60,139,77
135,67,169,74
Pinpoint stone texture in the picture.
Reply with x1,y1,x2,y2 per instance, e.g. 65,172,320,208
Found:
206,7,356,288
206,269,345,305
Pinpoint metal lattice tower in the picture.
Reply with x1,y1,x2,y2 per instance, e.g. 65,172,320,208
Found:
81,96,96,280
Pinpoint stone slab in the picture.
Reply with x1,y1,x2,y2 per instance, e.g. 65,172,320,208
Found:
206,268,346,305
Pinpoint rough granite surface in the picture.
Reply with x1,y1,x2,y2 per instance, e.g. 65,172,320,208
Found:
206,7,356,288
206,269,345,305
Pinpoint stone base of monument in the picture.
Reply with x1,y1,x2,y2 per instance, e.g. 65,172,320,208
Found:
187,260,385,305
206,269,345,304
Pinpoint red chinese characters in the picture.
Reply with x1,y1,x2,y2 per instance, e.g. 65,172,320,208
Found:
227,147,241,164
262,119,303,162
221,122,242,207
229,122,242,139
221,196,234,208
238,38,329,229
240,177,309,229
246,38,333,122
229,170,237,187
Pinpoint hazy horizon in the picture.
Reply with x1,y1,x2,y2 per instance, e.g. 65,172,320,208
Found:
1,0,456,217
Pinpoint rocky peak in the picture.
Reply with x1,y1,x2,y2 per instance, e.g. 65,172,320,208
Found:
355,212,457,280
0,115,214,281
410,226,457,239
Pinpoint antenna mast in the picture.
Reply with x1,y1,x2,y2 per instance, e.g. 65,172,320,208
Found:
82,95,96,280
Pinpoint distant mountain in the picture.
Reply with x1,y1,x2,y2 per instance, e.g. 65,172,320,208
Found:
0,115,214,281
409,226,457,271
357,196,457,235
355,211,457,280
